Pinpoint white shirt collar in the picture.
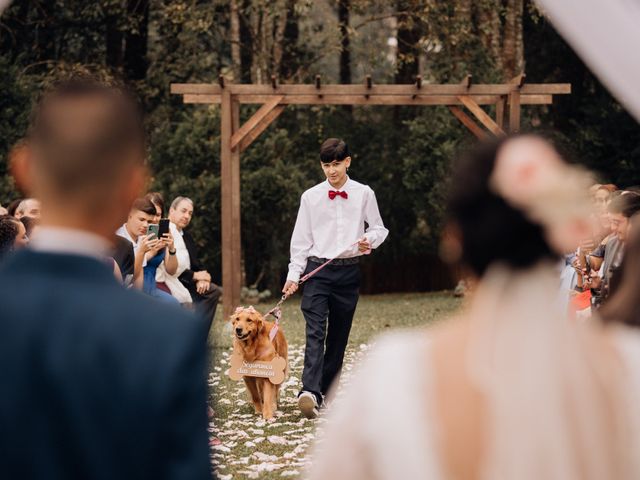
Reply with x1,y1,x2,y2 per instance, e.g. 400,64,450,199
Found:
29,226,112,260
325,175,351,191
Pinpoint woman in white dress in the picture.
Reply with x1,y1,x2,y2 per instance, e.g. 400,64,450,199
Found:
307,134,640,480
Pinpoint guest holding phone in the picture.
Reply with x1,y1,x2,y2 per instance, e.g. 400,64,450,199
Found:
117,197,178,303
145,194,179,304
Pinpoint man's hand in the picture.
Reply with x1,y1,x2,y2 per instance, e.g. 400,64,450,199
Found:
196,280,210,295
193,271,211,282
162,232,175,251
589,272,602,289
140,234,159,254
282,280,298,297
358,237,372,254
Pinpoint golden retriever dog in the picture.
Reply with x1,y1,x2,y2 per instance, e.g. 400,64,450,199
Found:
231,307,288,420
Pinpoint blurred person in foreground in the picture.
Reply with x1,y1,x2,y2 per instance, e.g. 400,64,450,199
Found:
0,77,210,479
307,134,640,480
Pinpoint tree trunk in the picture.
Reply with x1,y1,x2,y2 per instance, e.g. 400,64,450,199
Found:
476,0,502,71
280,0,300,80
271,0,289,78
230,0,242,81
123,0,149,81
338,0,351,85
395,1,421,84
502,0,524,79
239,0,253,83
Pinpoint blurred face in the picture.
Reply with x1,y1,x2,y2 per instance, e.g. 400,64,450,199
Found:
16,199,41,219
169,200,193,230
609,212,630,242
321,157,351,188
13,221,28,248
594,189,611,213
127,209,154,239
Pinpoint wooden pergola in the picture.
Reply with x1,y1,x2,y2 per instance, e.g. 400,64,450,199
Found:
170,73,571,317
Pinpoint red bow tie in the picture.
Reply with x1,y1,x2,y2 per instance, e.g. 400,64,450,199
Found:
328,190,348,200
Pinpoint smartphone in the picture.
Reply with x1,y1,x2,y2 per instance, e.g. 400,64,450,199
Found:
158,218,170,238
146,224,159,239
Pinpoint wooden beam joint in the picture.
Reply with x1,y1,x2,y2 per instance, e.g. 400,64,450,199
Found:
230,95,284,150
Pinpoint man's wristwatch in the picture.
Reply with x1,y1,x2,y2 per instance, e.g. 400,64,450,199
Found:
169,249,176,255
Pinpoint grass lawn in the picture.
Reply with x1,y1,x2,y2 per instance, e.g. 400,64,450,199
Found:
207,292,462,479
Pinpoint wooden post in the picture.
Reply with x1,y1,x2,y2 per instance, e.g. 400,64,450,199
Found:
508,73,525,133
509,91,521,133
496,96,506,129
231,98,242,315
220,90,234,318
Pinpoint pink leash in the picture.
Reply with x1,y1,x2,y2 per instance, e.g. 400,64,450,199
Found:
266,239,370,341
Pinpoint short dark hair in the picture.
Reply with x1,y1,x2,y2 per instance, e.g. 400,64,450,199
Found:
608,192,640,218
20,216,37,237
320,138,350,163
446,134,556,276
131,197,157,216
145,192,165,215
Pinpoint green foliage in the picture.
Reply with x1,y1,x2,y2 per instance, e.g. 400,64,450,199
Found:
1,0,638,294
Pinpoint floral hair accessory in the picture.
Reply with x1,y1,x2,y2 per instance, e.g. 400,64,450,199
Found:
490,136,595,253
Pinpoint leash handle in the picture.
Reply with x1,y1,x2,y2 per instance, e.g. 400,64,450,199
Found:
265,238,369,326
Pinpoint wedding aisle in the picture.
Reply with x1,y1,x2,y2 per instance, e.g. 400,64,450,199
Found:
207,293,461,479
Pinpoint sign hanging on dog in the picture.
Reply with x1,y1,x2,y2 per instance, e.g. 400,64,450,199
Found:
227,352,286,385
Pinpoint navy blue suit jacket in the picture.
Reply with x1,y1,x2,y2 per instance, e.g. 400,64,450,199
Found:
0,250,211,479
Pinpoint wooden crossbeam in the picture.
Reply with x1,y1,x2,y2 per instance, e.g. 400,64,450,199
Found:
171,83,571,96
457,95,505,136
448,106,488,140
239,105,285,153
181,93,554,106
230,96,283,150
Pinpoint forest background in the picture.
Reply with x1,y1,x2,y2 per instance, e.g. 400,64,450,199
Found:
2,0,639,294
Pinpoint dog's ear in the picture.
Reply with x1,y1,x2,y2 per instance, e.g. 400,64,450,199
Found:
257,316,264,333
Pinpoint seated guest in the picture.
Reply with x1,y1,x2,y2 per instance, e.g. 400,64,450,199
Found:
169,196,221,330
20,216,38,238
112,235,135,286
6,198,22,217
589,191,640,308
0,215,29,259
601,215,640,325
116,197,155,287
117,198,178,303
151,194,193,306
14,198,41,220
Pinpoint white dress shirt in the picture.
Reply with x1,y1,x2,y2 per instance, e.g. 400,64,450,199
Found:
116,223,147,267
30,226,111,260
287,177,389,283
155,222,192,304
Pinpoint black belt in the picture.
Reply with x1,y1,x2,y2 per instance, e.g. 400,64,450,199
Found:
308,256,359,266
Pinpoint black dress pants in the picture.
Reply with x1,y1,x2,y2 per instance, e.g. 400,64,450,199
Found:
300,261,360,403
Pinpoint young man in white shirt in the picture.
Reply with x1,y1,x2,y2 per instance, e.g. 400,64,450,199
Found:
283,138,389,418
